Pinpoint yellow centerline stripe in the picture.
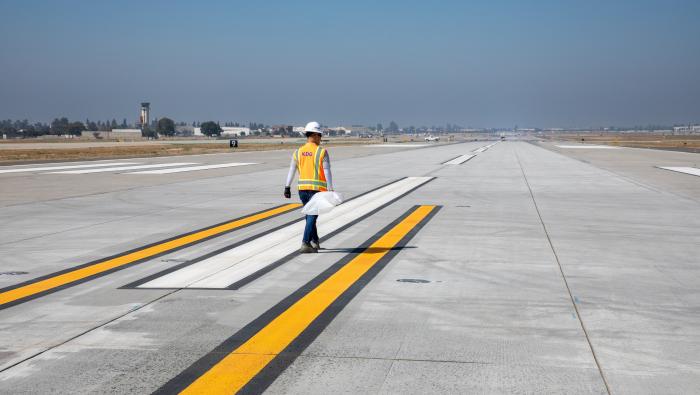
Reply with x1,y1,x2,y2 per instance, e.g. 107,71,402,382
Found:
180,205,436,394
0,203,301,307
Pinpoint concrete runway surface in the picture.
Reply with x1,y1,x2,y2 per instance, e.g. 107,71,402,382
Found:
0,140,698,394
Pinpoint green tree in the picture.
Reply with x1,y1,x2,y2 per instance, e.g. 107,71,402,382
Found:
51,117,70,135
141,125,158,139
67,121,85,136
200,121,222,136
157,117,176,136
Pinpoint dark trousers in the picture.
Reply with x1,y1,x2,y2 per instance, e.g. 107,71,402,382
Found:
299,190,319,244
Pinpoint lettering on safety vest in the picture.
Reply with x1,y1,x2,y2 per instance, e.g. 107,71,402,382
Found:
295,143,327,191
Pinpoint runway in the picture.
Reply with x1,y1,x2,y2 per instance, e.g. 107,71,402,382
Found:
0,140,699,394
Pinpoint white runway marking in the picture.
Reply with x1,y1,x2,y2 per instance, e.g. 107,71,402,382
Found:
471,142,498,154
0,162,139,174
657,166,700,177
137,176,433,289
130,162,257,174
369,144,428,148
444,154,475,165
49,163,198,174
556,145,619,149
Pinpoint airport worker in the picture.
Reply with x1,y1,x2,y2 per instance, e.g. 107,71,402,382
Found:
284,121,334,253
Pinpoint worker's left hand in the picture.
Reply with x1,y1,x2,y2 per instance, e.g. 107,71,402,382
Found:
283,187,291,199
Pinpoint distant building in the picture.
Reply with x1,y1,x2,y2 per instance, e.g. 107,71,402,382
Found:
221,127,250,136
335,125,370,135
175,125,194,136
138,102,150,129
673,125,700,134
193,126,250,136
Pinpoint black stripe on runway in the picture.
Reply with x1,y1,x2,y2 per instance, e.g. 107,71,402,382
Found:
459,154,476,164
0,204,298,310
123,177,433,290
225,177,435,290
153,205,441,395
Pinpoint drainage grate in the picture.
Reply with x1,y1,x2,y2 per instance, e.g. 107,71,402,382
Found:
396,278,430,284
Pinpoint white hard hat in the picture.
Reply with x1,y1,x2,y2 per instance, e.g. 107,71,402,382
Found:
304,121,323,135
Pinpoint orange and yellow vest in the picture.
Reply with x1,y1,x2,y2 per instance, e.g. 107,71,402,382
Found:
294,142,327,191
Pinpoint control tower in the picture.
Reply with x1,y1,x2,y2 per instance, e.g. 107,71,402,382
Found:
139,102,150,129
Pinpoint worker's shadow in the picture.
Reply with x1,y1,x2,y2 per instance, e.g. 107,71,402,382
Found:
318,246,417,254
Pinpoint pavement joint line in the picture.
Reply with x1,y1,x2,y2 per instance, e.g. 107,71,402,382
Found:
294,354,494,365
0,287,182,374
515,150,612,395
153,205,440,395
0,203,301,310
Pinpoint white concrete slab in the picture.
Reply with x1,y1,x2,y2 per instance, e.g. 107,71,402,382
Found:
556,145,619,149
49,163,198,174
129,162,257,174
137,177,433,289
0,162,139,174
657,166,700,177
368,144,428,148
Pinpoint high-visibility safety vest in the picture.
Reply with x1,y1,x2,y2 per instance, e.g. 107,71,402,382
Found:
294,142,327,191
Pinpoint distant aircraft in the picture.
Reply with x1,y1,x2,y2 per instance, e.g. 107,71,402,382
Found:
425,135,440,142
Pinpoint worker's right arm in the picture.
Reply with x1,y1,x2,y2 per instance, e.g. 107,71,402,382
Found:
283,154,296,198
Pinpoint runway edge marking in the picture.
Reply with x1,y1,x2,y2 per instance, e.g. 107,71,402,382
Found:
0,203,301,310
154,204,441,395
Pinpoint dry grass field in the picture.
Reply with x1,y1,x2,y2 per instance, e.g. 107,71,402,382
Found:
543,133,700,153
0,139,382,164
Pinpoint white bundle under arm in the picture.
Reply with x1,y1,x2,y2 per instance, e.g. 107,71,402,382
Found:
284,151,334,191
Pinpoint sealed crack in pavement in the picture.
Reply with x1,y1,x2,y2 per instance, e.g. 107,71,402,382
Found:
516,150,612,395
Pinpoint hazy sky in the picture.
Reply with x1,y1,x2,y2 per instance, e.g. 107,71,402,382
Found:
1,0,699,128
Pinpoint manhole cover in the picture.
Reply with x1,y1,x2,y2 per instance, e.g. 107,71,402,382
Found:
0,271,28,276
396,278,430,284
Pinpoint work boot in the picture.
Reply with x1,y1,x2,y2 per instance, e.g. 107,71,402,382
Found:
299,242,318,254
310,240,320,250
